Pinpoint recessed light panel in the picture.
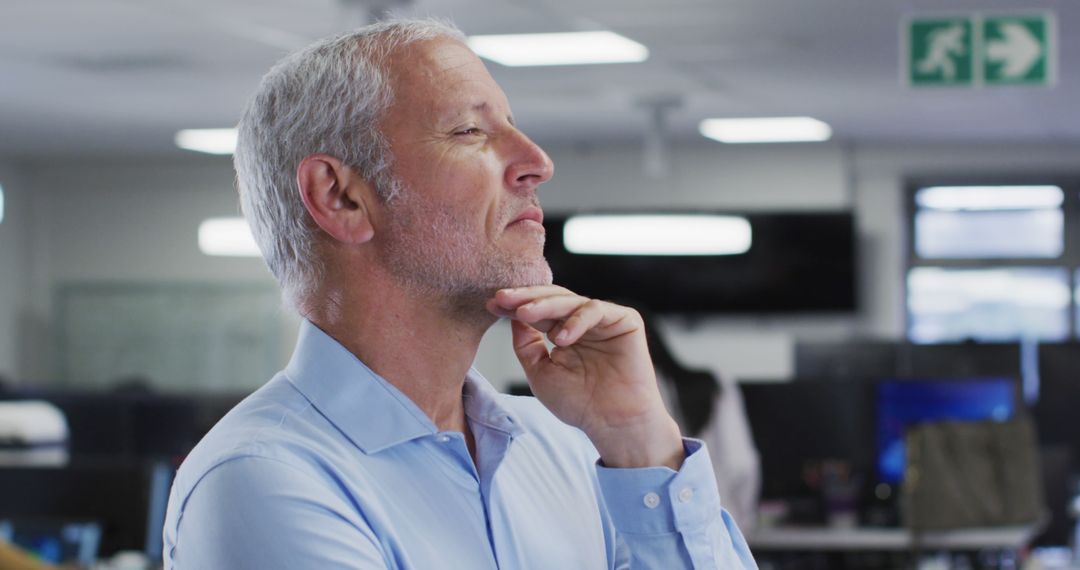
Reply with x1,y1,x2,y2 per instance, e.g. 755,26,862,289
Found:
175,129,238,155
198,217,260,257
699,117,832,143
468,31,648,66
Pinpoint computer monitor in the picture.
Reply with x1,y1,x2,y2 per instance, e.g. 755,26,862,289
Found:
794,341,898,381
742,379,873,499
18,391,202,459
899,343,1021,380
0,460,173,558
0,519,101,566
876,377,1016,484
1035,343,1080,455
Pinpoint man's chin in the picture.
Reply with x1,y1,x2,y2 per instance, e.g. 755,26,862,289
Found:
482,262,553,298
511,261,553,289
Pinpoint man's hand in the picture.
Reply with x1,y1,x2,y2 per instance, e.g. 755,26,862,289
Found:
487,286,684,470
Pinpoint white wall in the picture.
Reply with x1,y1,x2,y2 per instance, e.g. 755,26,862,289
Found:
540,143,849,211
10,156,299,385
2,142,1079,390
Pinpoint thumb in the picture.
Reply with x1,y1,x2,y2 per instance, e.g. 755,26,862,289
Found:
510,319,550,376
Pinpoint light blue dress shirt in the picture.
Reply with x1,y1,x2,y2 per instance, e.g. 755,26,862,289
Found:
164,320,757,569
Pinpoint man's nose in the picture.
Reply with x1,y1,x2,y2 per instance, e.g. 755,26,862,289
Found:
505,130,554,190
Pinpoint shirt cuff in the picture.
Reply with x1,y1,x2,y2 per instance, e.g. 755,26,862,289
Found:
595,438,722,535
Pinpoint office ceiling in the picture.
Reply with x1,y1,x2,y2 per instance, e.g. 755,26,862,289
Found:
1,0,1076,157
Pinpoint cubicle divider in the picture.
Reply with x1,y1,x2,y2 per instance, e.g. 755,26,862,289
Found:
776,339,1078,547
0,388,248,562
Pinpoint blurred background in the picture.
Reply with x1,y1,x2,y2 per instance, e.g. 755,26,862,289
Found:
0,0,1078,568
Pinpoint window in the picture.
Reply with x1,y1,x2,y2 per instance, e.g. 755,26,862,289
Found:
908,267,1069,343
907,181,1080,343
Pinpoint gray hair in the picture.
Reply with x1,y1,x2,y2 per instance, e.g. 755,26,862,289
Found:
234,18,466,310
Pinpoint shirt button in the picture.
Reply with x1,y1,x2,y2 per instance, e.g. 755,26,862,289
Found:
436,434,450,443
643,492,661,509
678,487,694,503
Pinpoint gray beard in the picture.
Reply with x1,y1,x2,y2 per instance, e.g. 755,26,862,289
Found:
378,188,553,318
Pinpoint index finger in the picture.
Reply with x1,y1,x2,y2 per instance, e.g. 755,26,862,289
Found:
490,285,577,311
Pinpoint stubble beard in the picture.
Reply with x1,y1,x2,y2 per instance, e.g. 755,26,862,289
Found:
379,184,553,318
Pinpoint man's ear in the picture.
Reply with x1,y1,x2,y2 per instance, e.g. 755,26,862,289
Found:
296,154,376,245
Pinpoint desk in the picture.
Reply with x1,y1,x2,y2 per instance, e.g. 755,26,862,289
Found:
748,522,1044,552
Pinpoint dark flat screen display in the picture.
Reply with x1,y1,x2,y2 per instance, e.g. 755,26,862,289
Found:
542,211,856,313
876,378,1015,484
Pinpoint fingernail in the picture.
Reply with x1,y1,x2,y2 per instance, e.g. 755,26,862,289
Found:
555,330,569,343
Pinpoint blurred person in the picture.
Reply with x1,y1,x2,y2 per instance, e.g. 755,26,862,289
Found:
641,313,761,533
163,18,756,569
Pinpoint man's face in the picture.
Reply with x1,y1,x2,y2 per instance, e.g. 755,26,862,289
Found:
375,38,555,305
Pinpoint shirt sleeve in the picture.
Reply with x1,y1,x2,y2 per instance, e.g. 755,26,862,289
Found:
595,439,758,569
166,455,388,569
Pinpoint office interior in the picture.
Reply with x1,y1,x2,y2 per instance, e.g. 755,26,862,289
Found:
0,0,1078,568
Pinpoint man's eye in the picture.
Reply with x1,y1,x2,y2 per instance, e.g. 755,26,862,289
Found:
454,128,481,136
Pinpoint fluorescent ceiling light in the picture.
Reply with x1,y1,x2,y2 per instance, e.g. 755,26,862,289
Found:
467,31,648,66
175,128,238,155
198,217,260,257
563,214,751,256
698,117,832,143
916,185,1064,211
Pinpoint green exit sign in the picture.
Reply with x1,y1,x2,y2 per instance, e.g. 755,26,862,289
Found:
905,13,1056,88
984,16,1052,85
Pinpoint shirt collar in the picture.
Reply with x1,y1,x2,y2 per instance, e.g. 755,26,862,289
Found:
463,368,526,439
285,319,524,454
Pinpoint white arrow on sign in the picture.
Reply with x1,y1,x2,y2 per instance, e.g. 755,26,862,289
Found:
986,22,1042,78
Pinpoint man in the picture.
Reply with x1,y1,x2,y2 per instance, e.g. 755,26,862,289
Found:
164,18,756,569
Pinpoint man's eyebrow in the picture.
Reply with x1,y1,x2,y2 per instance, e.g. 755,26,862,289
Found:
440,101,487,123
442,101,513,125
